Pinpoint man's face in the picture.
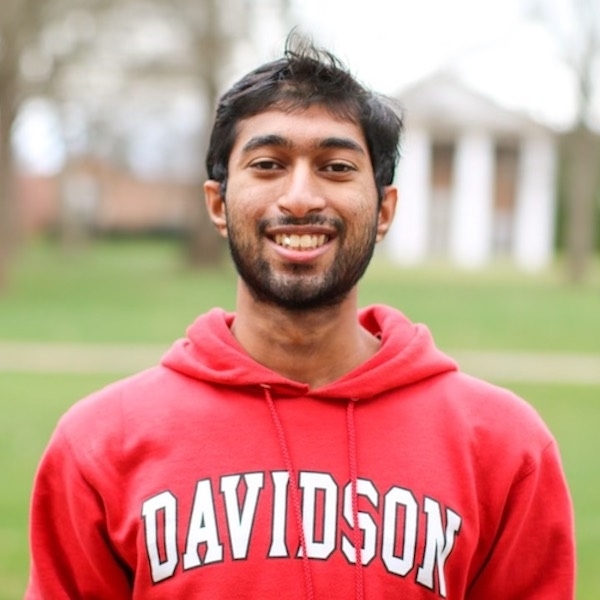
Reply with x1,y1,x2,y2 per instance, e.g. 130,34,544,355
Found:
207,105,395,311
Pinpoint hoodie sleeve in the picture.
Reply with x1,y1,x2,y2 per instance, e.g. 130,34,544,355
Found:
467,439,575,599
26,426,132,600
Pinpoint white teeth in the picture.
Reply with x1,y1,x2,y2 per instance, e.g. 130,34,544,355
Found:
274,233,327,250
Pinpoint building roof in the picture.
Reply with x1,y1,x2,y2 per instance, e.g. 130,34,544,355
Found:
396,72,555,138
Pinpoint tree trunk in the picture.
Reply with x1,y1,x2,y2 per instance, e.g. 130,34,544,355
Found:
183,0,227,268
561,126,600,284
0,64,19,291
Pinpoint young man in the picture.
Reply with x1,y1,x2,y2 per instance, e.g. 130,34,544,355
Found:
27,38,575,599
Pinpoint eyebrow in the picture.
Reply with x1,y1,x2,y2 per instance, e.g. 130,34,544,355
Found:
241,134,366,155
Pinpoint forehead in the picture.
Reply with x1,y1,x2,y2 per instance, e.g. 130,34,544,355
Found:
230,105,369,156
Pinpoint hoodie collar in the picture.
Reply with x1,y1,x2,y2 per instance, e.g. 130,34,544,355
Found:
161,305,457,399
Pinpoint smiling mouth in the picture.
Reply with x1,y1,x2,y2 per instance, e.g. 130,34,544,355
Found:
274,233,329,250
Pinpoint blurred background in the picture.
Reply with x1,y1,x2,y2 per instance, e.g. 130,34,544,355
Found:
0,0,599,598
0,0,599,280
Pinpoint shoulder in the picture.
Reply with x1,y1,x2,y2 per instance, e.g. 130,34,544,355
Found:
52,365,189,460
439,370,552,436
438,371,556,472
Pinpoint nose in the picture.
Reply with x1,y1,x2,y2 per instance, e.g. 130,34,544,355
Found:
277,163,326,217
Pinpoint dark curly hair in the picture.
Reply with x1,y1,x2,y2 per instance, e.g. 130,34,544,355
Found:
205,33,403,203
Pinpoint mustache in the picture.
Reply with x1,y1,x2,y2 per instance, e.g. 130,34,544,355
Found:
258,214,345,234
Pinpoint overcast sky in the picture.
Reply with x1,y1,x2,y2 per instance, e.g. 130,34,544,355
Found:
291,0,578,128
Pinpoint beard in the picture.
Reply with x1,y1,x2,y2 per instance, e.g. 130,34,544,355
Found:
226,213,378,311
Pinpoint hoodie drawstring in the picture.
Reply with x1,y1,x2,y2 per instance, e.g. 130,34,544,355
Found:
262,385,365,600
347,399,365,600
263,385,315,600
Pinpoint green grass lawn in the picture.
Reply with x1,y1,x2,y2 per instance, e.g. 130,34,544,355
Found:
1,238,599,598
0,373,118,600
0,238,599,351
363,256,600,354
0,238,237,343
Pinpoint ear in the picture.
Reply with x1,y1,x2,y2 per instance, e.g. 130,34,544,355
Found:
204,180,228,238
375,185,398,242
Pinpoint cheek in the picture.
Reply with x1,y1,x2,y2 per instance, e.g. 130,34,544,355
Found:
226,178,272,213
223,194,266,242
224,193,258,223
347,197,378,226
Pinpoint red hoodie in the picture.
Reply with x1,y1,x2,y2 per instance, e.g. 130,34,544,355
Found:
26,305,575,599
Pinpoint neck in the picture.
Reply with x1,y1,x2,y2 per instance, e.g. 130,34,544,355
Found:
231,282,379,389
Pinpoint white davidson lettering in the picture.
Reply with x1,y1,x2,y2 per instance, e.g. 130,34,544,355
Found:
182,480,223,570
141,470,462,597
141,491,179,583
417,498,462,596
269,470,290,557
220,472,265,560
382,487,418,576
341,479,378,565
298,472,337,559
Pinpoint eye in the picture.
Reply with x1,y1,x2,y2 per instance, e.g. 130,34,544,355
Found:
250,159,283,171
322,162,356,173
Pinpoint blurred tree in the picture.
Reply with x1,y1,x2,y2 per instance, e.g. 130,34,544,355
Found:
0,0,296,285
0,0,118,286
0,0,40,288
524,0,600,283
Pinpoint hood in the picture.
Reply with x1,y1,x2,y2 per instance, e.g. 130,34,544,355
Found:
161,304,457,399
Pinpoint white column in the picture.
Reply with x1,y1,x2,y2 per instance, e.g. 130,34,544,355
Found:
386,128,431,265
512,134,557,271
449,131,495,268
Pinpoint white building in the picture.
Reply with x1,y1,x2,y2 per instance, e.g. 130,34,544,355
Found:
386,73,558,271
